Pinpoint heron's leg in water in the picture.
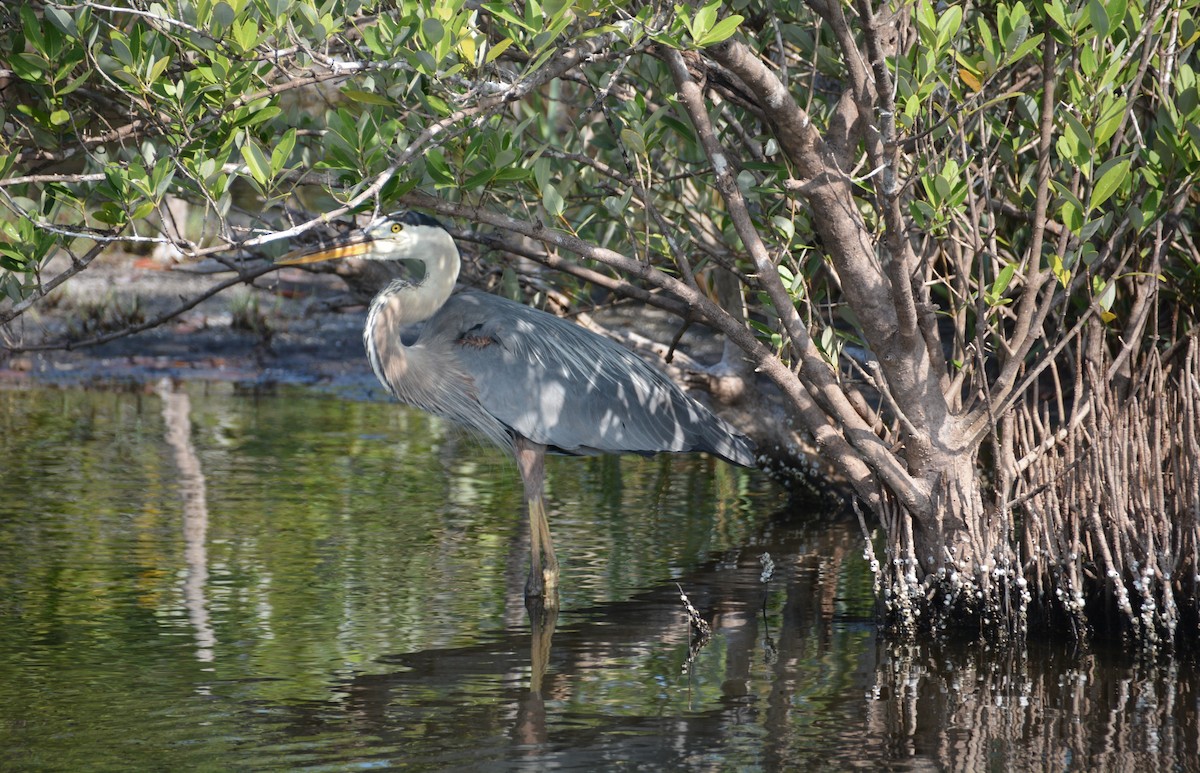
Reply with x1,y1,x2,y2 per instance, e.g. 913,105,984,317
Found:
515,437,559,598
529,494,558,591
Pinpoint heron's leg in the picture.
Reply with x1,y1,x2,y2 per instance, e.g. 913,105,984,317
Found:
515,437,558,599
526,491,546,596
530,493,559,590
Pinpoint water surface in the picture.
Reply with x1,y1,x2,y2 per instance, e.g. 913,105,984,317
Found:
1,384,1196,771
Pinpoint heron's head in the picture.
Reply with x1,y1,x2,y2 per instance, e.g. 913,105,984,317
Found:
278,212,449,266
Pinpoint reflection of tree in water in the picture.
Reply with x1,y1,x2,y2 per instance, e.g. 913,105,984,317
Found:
870,640,1198,770
2,388,1194,768
229,509,1199,770
158,378,216,664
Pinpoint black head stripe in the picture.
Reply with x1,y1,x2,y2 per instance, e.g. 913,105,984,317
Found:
394,211,445,229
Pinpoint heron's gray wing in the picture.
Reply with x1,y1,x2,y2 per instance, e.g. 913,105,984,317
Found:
436,293,754,465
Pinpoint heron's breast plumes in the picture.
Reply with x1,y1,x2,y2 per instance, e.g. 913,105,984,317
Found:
365,289,512,452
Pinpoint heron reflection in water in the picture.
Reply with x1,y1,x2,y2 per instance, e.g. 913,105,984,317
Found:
280,212,756,599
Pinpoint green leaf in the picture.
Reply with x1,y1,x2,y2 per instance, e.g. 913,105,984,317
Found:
130,200,155,221
234,18,260,52
425,149,454,186
94,202,127,226
482,2,536,32
696,15,743,47
936,5,963,48
1043,0,1070,31
817,325,842,363
542,182,564,218
1186,121,1200,155
748,318,783,350
603,189,633,217
45,4,76,38
1001,1,1030,50
21,6,45,49
211,1,234,31
1052,181,1085,234
49,109,70,126
1093,95,1128,146
485,38,514,63
1089,158,1131,212
271,128,296,177
147,55,171,84
1087,0,1109,37
772,215,795,243
11,53,47,81
1058,110,1092,165
491,167,531,183
463,168,495,190
692,1,719,39
406,48,438,74
1104,0,1128,31
424,93,451,116
1048,252,1071,287
149,157,174,199
1006,32,1044,64
619,128,646,155
342,88,393,106
241,141,270,187
421,18,444,45
909,199,936,227
241,105,282,127
991,263,1016,299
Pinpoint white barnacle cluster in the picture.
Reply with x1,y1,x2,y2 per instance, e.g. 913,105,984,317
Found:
1015,574,1032,608
1053,583,1086,615
862,546,881,577
883,557,918,633
1127,562,1177,646
1112,571,1134,618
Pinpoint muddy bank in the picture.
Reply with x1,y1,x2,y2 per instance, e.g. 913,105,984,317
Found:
1,252,732,398
2,255,383,397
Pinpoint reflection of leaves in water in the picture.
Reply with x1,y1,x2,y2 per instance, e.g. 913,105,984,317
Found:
0,385,772,699
2,386,1196,771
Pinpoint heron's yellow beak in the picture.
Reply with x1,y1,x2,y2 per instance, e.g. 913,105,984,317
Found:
277,235,373,265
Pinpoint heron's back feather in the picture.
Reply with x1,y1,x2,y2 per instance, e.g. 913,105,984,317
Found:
416,292,756,467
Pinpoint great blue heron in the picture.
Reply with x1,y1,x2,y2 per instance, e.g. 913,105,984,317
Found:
280,212,756,599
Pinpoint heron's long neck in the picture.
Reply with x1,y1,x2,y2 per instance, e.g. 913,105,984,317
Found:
364,231,460,397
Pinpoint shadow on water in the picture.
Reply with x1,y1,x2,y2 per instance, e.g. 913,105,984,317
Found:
1,383,1198,771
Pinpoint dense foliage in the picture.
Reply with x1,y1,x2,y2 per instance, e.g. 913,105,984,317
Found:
2,0,1199,644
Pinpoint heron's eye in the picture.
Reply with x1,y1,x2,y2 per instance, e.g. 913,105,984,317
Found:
390,223,403,234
